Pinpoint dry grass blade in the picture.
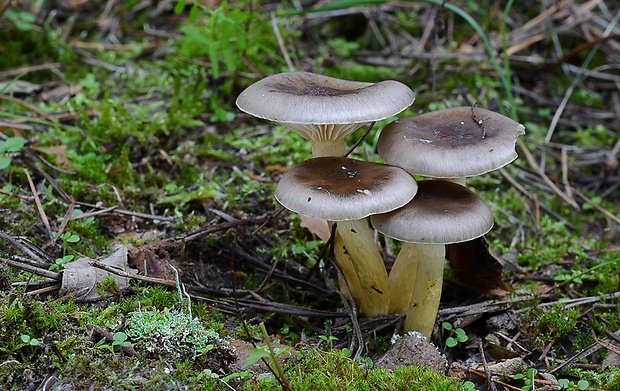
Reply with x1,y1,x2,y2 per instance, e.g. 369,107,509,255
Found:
22,168,54,241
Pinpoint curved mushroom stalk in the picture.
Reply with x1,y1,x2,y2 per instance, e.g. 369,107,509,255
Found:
274,157,417,318
333,227,362,305
403,244,445,338
337,219,389,317
371,180,494,337
387,242,419,314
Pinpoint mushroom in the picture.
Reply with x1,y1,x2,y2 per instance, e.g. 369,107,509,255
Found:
370,180,494,337
376,106,525,184
236,71,415,157
376,106,523,307
274,156,418,316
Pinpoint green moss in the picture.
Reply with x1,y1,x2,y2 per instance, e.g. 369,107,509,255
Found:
539,305,580,339
245,349,467,391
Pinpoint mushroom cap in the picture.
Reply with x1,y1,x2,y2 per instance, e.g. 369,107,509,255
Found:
275,157,418,221
377,107,525,178
370,180,494,244
236,71,414,128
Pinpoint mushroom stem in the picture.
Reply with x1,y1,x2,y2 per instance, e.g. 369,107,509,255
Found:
333,226,363,306
404,243,445,338
310,139,346,157
387,242,419,314
337,219,389,316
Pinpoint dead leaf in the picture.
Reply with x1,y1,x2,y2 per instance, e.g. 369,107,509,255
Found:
265,164,289,173
38,84,82,102
60,244,138,302
446,236,504,292
0,80,41,95
128,240,182,281
300,216,331,242
31,145,70,168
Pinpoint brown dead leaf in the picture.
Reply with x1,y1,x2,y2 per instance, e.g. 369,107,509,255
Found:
265,164,289,173
446,236,504,292
300,216,331,242
128,240,182,281
31,145,71,168
38,83,82,102
60,244,138,302
0,80,41,95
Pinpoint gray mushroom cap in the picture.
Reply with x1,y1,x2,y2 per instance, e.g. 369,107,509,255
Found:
236,72,414,141
370,180,494,244
377,107,525,178
275,157,418,221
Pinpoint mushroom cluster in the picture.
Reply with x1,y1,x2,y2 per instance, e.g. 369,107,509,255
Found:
373,106,525,337
237,72,525,338
237,72,416,316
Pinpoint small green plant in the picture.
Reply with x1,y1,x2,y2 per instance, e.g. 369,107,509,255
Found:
292,240,322,268
558,378,589,390
20,334,41,347
244,322,292,389
554,270,583,284
0,136,25,170
442,322,468,348
96,331,131,353
58,231,81,244
50,254,76,272
514,367,538,391
318,334,338,349
463,380,476,390
2,10,35,31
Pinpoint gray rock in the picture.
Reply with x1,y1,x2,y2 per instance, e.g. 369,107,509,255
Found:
376,332,448,373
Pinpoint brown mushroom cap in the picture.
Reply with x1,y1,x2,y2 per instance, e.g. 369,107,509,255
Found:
377,107,525,178
274,157,418,221
370,180,494,244
236,72,414,141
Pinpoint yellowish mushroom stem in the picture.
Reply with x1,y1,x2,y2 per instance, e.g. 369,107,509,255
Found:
302,131,390,316
332,226,363,306
387,242,419,314
310,139,346,158
404,243,445,338
396,176,464,331
337,219,389,316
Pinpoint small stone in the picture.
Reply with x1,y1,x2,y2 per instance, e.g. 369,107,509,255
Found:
376,332,448,373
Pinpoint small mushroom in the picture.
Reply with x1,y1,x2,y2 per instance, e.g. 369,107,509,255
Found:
376,106,523,303
370,180,493,337
237,72,414,157
275,157,418,316
377,106,525,184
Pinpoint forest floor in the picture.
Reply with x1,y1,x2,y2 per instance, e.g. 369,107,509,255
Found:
0,0,619,390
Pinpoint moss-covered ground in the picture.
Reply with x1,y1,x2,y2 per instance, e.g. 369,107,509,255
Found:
1,1,619,390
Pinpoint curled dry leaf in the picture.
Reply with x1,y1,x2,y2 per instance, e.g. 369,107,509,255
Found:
60,244,138,302
446,236,504,292
300,216,331,242
31,145,71,168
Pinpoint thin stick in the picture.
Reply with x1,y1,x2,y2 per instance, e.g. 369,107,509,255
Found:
53,198,76,247
75,200,176,222
478,339,498,391
560,145,574,201
2,258,61,280
270,12,295,72
541,11,620,169
573,189,620,225
0,231,50,265
345,122,376,158
0,95,52,119
517,139,580,209
22,168,54,241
